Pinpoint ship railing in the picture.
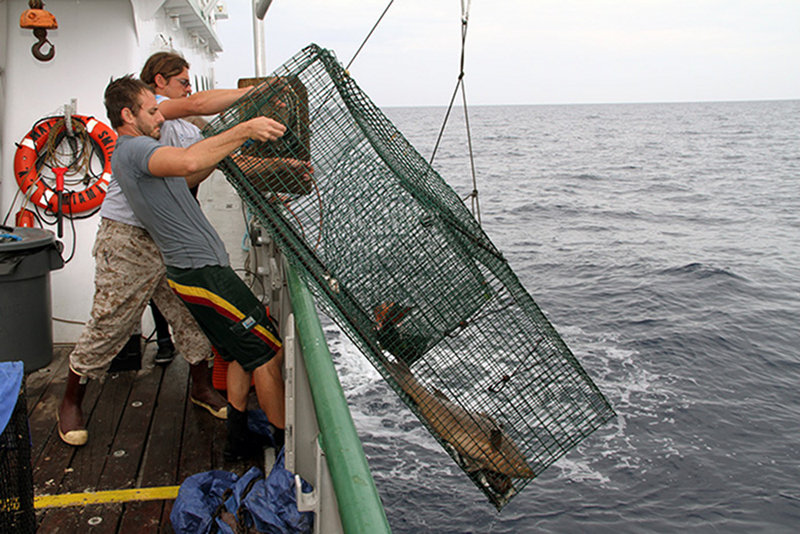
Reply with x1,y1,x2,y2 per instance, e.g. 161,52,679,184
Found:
248,223,391,534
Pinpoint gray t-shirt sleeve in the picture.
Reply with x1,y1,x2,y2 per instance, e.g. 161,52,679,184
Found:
122,136,161,174
116,135,160,175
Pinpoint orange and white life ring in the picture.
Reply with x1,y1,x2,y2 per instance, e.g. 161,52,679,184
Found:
13,114,116,215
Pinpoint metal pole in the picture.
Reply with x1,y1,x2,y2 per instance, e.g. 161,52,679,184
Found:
252,1,268,77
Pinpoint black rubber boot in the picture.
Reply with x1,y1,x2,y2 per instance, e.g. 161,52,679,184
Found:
270,426,285,451
224,404,267,461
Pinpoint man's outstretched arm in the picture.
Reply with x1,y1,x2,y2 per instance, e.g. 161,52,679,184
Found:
148,117,286,178
159,87,253,120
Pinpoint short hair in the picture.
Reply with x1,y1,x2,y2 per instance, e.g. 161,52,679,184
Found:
140,52,190,87
104,74,154,128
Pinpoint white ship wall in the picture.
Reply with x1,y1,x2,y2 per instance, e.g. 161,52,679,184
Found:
1,0,221,343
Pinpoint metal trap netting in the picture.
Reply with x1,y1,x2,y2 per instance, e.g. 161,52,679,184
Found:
1,382,35,533
204,44,615,509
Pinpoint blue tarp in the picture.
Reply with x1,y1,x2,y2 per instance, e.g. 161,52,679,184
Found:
0,361,24,434
171,448,314,534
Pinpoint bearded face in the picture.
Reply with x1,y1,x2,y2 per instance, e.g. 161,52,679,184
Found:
132,89,165,140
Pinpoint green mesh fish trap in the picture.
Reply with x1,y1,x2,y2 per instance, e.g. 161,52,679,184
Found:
204,44,615,509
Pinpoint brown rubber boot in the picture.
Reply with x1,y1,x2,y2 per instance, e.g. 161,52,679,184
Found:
57,369,88,446
189,361,228,419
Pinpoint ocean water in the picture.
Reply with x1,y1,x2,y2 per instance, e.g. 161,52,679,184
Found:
323,100,800,532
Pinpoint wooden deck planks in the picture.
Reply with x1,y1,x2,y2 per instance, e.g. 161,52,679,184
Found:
26,346,244,533
25,346,69,420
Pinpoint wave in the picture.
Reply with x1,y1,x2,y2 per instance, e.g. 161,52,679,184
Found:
656,262,745,280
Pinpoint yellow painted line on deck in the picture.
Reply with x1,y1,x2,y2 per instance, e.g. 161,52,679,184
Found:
34,486,181,509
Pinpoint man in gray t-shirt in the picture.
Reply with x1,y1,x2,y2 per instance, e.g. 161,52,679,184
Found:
105,74,311,460
113,134,229,269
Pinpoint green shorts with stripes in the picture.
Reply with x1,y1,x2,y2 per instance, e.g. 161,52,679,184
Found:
165,265,282,372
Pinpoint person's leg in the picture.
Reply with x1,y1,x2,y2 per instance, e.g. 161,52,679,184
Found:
165,265,284,458
253,349,285,429
60,220,164,445
224,360,267,460
226,360,251,412
253,349,286,449
150,300,175,365
151,276,226,418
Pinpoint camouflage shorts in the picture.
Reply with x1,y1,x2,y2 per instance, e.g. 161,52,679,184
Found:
69,218,211,379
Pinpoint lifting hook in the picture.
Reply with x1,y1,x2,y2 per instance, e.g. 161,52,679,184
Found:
20,1,58,62
32,28,55,62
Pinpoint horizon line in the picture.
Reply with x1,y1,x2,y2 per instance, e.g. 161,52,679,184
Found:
382,97,800,109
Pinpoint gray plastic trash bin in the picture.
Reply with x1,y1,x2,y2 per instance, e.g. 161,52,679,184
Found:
0,227,64,372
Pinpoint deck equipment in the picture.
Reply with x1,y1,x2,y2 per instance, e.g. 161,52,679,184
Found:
204,44,615,509
18,0,58,62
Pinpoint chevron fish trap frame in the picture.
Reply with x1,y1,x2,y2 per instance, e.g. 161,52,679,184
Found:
205,44,615,509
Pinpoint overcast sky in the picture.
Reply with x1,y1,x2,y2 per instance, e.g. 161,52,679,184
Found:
214,0,800,107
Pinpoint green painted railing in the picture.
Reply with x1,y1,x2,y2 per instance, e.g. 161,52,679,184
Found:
286,266,391,534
